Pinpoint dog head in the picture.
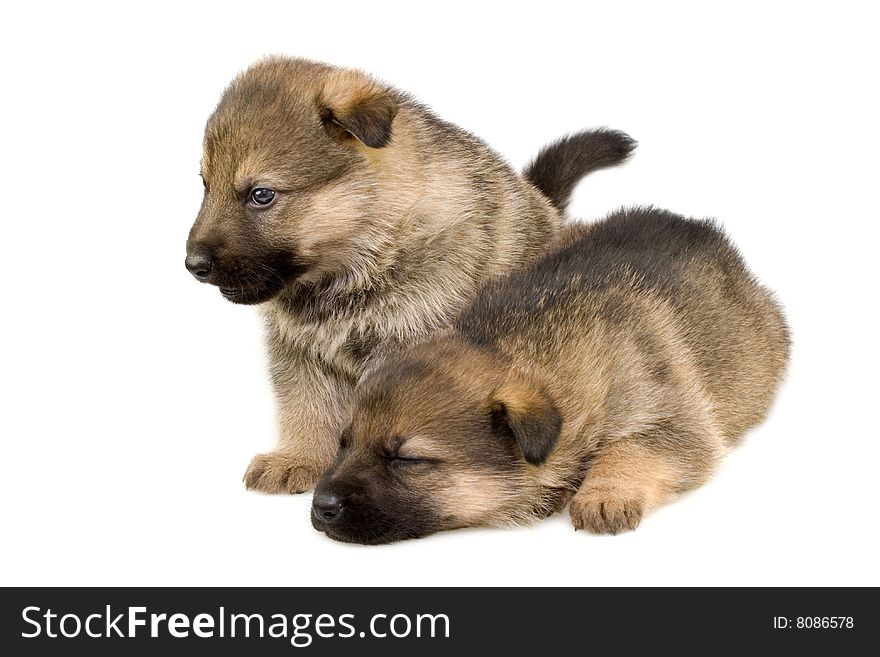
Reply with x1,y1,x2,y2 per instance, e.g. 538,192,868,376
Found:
311,338,563,544
185,57,400,304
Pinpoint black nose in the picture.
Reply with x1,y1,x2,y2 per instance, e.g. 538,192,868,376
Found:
185,253,213,279
312,491,343,523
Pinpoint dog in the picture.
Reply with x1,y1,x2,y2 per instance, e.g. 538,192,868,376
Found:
185,56,636,493
311,207,791,543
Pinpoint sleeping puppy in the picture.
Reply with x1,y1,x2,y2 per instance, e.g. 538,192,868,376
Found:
312,207,790,543
185,56,635,494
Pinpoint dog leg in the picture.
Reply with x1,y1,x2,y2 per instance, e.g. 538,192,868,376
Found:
244,358,355,494
569,418,722,534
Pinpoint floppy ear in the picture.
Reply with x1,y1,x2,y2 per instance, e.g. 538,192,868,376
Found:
318,69,398,148
491,373,562,465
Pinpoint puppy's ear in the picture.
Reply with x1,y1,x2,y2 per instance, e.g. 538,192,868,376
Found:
491,372,562,465
319,70,398,148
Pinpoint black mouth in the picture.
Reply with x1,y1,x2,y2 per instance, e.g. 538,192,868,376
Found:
185,248,308,305
318,527,397,546
311,509,414,545
215,258,309,305
218,285,281,305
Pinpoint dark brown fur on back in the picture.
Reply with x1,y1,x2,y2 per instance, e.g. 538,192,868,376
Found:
313,207,790,543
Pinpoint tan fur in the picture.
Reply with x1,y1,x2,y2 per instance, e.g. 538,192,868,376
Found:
439,470,514,527
494,281,733,532
316,209,790,542
190,57,564,493
570,440,685,534
319,69,396,130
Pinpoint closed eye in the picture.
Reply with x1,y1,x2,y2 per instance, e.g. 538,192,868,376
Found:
381,436,441,467
383,453,440,466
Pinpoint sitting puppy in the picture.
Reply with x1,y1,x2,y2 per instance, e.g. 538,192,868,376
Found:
312,207,791,543
185,56,635,493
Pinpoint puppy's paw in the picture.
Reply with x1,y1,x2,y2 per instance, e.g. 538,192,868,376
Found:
569,489,644,535
243,451,324,494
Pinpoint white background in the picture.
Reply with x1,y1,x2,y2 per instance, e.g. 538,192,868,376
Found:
1,1,877,587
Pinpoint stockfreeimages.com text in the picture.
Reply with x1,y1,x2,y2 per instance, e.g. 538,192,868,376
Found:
22,606,450,647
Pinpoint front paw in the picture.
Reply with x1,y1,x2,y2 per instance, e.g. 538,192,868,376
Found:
243,451,325,494
569,488,643,535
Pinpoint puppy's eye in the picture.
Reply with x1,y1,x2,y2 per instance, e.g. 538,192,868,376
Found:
248,187,276,207
383,453,435,467
339,436,350,450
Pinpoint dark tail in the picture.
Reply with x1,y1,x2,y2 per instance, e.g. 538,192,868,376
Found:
524,128,637,212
